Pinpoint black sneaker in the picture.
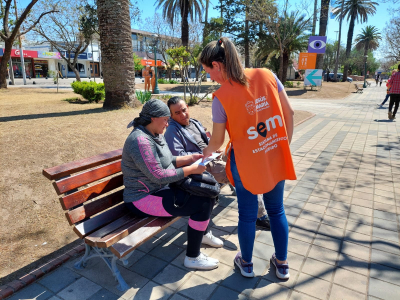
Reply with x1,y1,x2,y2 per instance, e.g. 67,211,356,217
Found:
256,217,271,230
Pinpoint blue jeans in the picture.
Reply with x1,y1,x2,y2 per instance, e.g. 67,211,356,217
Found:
381,94,390,105
230,149,289,262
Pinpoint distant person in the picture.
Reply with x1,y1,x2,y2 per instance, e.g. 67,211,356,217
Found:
387,65,400,120
379,77,383,87
164,97,271,230
326,69,330,82
199,37,296,279
375,74,379,86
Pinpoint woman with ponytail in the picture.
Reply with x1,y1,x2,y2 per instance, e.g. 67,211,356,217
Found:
200,37,296,279
122,99,221,270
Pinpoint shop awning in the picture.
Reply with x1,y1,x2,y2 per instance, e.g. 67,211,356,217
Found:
3,48,38,58
141,59,165,67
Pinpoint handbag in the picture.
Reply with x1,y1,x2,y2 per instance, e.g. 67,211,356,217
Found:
170,171,221,207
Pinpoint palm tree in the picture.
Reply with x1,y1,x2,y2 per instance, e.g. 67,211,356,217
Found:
256,11,311,83
354,25,381,76
333,0,378,81
156,0,204,48
315,0,330,69
97,0,139,108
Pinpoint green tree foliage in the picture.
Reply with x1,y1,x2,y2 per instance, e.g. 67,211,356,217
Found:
333,0,378,81
348,49,379,75
133,53,144,72
323,41,346,70
156,0,204,48
354,25,381,70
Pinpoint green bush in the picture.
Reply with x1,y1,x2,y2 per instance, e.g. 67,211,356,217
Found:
284,81,294,88
169,79,179,84
71,81,105,103
296,81,301,87
136,90,152,104
158,78,167,84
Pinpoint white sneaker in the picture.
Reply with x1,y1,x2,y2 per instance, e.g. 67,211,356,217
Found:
202,231,224,248
184,253,219,270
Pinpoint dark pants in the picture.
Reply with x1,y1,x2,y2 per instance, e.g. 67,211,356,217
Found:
389,94,400,117
125,187,214,258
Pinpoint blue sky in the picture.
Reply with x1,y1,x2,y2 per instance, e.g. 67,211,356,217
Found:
17,0,394,52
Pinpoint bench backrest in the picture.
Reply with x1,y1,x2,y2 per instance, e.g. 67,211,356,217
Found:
43,149,127,239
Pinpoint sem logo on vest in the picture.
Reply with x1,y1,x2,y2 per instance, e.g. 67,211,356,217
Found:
247,115,283,140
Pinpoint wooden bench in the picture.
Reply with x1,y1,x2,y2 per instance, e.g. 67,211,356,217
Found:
354,83,364,93
42,149,180,291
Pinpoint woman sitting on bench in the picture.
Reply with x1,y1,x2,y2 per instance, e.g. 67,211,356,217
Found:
122,99,219,270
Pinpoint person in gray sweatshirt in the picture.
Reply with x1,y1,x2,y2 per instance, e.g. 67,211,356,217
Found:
122,99,219,270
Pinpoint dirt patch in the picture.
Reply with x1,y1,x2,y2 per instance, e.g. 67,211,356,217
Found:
0,88,314,284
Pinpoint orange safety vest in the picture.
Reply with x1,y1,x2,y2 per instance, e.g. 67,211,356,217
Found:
214,68,296,194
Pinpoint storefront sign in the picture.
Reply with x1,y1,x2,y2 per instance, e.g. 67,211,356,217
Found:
9,49,38,58
61,52,88,60
37,51,61,59
34,60,48,64
298,53,317,70
141,59,165,67
304,69,323,86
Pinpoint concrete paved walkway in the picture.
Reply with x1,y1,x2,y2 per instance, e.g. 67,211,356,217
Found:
6,85,400,300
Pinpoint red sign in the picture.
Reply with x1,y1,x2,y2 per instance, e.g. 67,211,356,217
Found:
9,49,38,58
141,59,165,67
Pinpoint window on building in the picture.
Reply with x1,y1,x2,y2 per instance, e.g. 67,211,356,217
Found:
68,63,85,73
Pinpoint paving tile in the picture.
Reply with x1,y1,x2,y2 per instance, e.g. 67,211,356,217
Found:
195,261,232,282
373,209,398,222
178,274,217,300
289,227,315,244
370,236,400,255
337,252,369,276
285,198,307,209
328,200,350,212
256,230,274,246
348,212,372,225
351,197,373,208
307,196,330,206
132,281,174,300
252,279,290,300
350,205,373,217
209,286,247,300
87,288,119,300
213,217,238,233
287,252,306,271
57,277,101,300
137,237,164,253
221,269,259,296
38,266,81,293
294,273,330,299
343,230,371,247
298,210,324,223
206,246,239,265
373,218,398,231
263,267,299,289
294,218,320,232
288,192,311,202
317,223,344,239
369,262,400,286
308,245,338,266
313,234,342,252
329,284,365,300
301,257,334,281
285,206,302,217
371,248,400,271
288,238,311,255
131,254,169,279
341,241,370,261
153,265,192,291
372,226,399,243
369,277,400,300
289,291,317,300
325,207,347,219
253,241,276,261
374,202,397,213
117,249,146,268
346,221,372,235
7,283,54,300
353,191,374,201
321,215,346,229
330,194,352,203
333,267,368,294
149,241,185,262
303,203,327,214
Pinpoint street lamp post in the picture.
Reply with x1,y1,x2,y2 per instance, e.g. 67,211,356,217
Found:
152,34,160,94
363,55,368,88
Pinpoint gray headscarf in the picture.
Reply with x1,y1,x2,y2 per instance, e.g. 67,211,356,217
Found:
127,99,170,128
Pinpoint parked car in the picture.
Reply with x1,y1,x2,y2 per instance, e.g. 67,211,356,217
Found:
324,73,353,82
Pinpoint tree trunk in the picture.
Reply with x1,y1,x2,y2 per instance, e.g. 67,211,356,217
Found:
181,0,190,48
279,52,284,83
342,13,356,82
282,52,289,84
203,0,209,41
244,8,250,68
98,0,138,109
73,68,81,81
0,40,13,88
316,0,330,70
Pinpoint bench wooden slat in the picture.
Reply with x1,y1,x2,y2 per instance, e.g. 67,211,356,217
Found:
60,174,123,210
73,203,128,239
43,149,122,180
66,190,124,225
110,217,180,258
54,161,122,195
86,216,157,248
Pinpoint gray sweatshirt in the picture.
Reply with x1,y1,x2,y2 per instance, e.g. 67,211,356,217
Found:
122,125,185,203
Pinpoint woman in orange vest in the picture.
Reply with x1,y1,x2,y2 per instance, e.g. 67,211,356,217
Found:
200,37,296,279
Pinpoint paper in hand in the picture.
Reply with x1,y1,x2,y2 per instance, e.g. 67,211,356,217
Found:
193,152,221,166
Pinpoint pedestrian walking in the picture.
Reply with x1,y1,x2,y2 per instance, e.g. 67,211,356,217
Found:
379,77,383,87
375,74,379,86
388,65,400,120
199,37,296,279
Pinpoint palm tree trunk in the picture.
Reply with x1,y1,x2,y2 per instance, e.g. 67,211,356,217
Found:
98,0,138,109
244,7,250,68
282,52,289,84
342,13,356,82
363,42,369,76
203,0,209,41
316,0,330,69
181,0,190,48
